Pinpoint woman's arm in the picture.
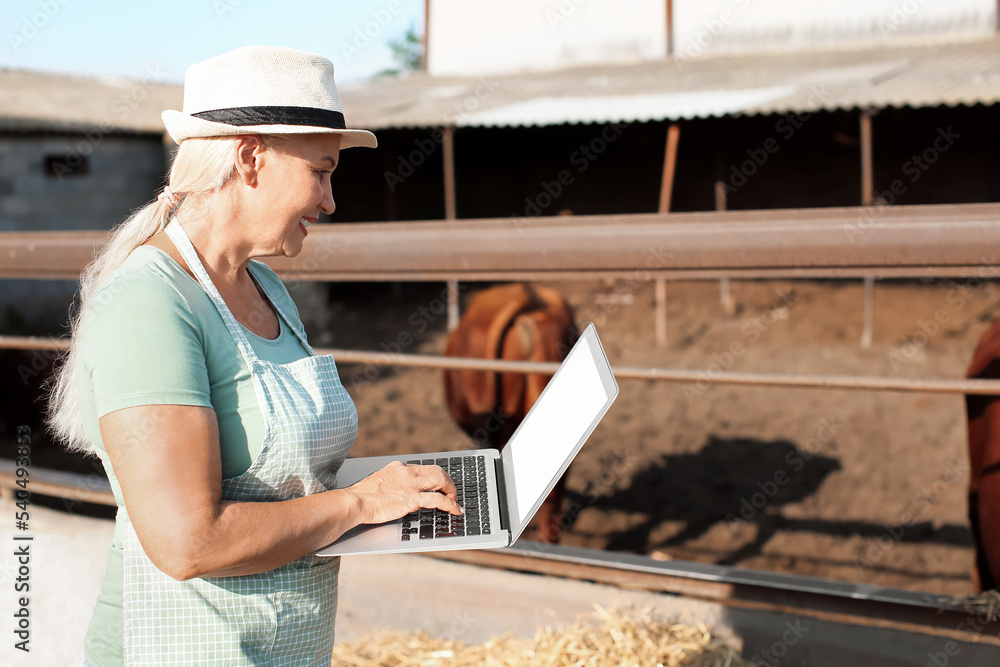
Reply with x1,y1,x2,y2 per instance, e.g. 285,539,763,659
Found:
100,403,460,580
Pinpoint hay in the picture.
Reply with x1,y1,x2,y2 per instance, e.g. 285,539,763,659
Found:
331,604,753,666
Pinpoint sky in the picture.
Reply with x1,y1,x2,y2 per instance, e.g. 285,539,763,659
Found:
0,0,424,84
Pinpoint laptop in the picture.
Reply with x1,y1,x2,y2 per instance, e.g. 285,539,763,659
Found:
316,323,619,556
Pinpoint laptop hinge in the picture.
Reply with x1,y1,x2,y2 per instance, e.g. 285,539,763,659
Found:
494,457,510,532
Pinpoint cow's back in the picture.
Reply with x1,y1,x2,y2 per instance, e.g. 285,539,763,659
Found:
967,318,1000,591
443,283,577,447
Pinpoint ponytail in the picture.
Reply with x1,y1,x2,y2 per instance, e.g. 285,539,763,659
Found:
47,136,250,453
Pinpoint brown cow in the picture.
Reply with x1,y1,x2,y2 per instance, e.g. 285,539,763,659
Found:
967,319,1000,591
443,283,578,543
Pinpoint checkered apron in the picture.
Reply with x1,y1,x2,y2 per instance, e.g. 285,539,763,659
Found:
120,220,358,665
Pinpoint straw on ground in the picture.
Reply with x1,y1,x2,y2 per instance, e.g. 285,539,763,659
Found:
332,603,753,666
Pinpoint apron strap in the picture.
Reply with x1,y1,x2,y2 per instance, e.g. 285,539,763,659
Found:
246,263,317,356
165,220,261,365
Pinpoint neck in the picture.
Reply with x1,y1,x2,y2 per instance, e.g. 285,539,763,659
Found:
177,197,257,289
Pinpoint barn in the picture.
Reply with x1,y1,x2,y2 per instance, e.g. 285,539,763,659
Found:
3,1,1000,664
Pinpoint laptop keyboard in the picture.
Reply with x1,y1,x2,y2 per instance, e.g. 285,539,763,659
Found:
400,455,491,541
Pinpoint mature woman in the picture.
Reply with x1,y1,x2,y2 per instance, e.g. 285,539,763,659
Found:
48,46,462,666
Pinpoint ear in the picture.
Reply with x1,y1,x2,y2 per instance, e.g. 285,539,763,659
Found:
234,135,267,187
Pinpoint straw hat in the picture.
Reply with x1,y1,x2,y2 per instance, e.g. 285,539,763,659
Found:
162,45,376,148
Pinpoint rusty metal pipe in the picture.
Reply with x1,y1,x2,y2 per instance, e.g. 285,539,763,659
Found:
3,203,1000,280
6,336,1000,396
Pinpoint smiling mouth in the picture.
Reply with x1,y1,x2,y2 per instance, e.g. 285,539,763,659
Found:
299,216,317,236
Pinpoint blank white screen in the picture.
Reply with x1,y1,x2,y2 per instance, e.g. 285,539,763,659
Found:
506,336,609,527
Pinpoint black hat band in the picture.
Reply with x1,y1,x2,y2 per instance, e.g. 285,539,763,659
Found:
191,106,347,129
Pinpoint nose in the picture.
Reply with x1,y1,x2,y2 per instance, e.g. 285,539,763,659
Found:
320,177,335,215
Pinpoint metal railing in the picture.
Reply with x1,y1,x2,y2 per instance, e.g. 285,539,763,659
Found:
3,203,1000,640
2,202,1000,393
4,335,1000,395
3,202,1000,280
1,460,998,646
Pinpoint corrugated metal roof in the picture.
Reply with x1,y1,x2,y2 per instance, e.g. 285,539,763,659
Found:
2,35,997,135
341,36,1000,129
0,68,181,134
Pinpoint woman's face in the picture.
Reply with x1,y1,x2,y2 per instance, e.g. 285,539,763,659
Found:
247,133,342,258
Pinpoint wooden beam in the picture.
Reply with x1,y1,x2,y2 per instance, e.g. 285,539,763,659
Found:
658,124,681,214
860,109,874,206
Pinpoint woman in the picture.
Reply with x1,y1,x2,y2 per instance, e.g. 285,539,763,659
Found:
47,46,462,666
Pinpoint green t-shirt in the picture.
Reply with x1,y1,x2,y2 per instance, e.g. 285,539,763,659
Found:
77,246,311,666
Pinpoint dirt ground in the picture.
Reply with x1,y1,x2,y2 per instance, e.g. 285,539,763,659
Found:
6,274,999,599
327,275,1000,597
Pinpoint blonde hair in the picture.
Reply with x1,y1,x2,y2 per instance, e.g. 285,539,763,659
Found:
47,134,288,454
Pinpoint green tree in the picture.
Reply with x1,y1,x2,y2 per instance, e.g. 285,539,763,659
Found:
380,24,423,76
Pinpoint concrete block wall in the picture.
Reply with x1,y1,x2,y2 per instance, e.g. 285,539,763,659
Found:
0,133,342,339
0,133,166,232
0,132,168,332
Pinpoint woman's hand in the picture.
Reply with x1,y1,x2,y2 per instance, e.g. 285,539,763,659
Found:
345,461,463,525
99,404,399,580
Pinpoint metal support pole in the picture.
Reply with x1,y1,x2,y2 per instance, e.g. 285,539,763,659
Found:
860,109,875,350
862,275,875,350
665,0,674,57
443,126,456,222
714,181,735,316
446,281,460,332
422,0,431,71
656,124,681,347
442,125,459,331
655,278,668,346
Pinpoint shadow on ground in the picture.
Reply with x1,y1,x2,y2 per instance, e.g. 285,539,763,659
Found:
570,435,972,565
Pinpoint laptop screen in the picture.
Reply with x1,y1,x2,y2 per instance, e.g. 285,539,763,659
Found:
503,327,616,538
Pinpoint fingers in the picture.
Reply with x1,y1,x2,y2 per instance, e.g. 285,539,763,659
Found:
398,462,453,494
419,490,464,516
355,461,463,523
406,463,462,515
